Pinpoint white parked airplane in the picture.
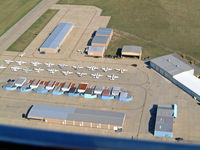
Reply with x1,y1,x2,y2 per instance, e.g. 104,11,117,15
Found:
10,66,22,72
18,52,25,57
0,65,6,69
107,74,119,80
58,64,68,69
102,67,112,72
87,66,98,71
115,68,127,74
31,61,41,67
62,71,73,76
76,72,87,77
34,68,44,73
91,73,103,79
23,68,32,73
16,61,26,66
72,65,83,70
44,62,54,67
77,49,83,53
47,68,59,74
4,59,14,64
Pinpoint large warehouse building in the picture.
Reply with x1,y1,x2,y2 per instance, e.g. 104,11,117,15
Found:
150,54,200,101
39,22,73,53
27,104,125,130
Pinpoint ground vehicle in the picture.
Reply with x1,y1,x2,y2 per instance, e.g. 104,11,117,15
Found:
196,75,200,79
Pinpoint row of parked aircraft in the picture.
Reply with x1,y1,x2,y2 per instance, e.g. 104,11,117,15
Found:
3,60,128,73
1,65,119,80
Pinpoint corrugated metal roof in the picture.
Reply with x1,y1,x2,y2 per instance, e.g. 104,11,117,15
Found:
151,54,193,76
92,36,109,44
155,116,173,132
84,88,93,94
27,104,125,126
28,104,75,120
156,104,174,117
96,28,113,36
122,45,142,53
88,46,104,52
119,92,129,99
102,89,110,96
40,23,73,50
173,72,200,96
155,104,174,133
69,108,125,125
94,85,104,92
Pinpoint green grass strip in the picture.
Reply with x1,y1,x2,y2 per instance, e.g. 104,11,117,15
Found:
7,9,58,52
0,0,41,36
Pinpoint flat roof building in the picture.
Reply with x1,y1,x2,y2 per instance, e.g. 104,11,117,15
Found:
91,36,110,48
150,54,193,77
154,104,177,138
121,45,142,60
96,28,113,39
150,54,200,101
39,23,73,54
87,46,105,57
27,104,125,130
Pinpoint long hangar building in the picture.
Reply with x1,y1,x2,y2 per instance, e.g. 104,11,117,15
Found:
39,22,73,53
27,104,125,130
150,54,200,101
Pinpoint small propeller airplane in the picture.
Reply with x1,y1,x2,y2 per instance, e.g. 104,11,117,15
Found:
115,68,127,74
34,68,44,73
16,61,26,66
58,64,68,69
76,72,87,77
61,71,73,76
31,61,42,67
44,62,54,67
18,52,25,57
72,65,83,70
87,66,98,71
77,49,83,53
4,59,14,64
10,66,22,72
0,65,7,69
107,74,119,80
47,68,59,74
102,67,112,72
91,73,103,79
22,68,32,73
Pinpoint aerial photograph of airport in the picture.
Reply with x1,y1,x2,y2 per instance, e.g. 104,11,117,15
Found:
0,0,200,149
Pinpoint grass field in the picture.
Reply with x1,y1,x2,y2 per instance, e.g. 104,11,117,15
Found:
7,9,58,52
0,0,41,37
58,0,200,64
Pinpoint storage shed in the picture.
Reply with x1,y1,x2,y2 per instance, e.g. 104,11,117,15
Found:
27,104,125,130
121,45,142,60
39,23,73,53
91,36,110,48
87,46,105,57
